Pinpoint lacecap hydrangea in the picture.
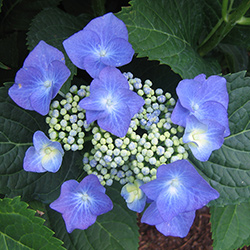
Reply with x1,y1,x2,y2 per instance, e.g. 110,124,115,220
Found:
11,11,226,237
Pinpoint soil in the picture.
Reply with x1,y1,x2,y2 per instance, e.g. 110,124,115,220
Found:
138,206,249,250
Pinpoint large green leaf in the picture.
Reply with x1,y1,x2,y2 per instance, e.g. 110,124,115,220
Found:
0,197,65,250
210,201,250,250
116,0,220,79
0,85,82,203
0,0,61,31
190,71,250,206
46,183,139,250
27,7,91,94
203,0,250,50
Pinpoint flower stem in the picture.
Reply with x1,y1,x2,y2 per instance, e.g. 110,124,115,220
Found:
198,0,250,56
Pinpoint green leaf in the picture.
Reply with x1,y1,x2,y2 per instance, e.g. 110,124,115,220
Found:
0,196,65,250
27,7,91,94
0,85,82,202
190,71,250,206
218,44,249,73
210,201,250,250
0,0,61,31
0,62,10,70
46,182,139,250
116,0,220,79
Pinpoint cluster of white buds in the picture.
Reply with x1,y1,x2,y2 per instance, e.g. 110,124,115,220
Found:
46,85,94,151
81,72,188,186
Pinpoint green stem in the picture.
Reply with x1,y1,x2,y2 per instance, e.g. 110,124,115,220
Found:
84,135,93,142
198,0,250,56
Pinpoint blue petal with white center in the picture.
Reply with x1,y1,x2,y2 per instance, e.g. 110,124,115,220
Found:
49,175,113,233
23,131,64,173
140,160,219,223
79,67,144,137
8,41,70,115
63,13,134,78
171,73,230,137
183,116,225,162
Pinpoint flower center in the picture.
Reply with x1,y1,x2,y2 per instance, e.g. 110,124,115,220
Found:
45,147,52,155
99,49,107,57
80,193,90,202
44,80,52,88
192,103,199,111
103,96,116,112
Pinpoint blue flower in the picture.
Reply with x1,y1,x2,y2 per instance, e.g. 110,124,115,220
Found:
182,116,225,161
121,180,146,213
50,175,113,233
140,160,219,237
141,201,196,238
8,40,71,115
63,12,134,78
171,74,230,137
23,131,64,173
79,67,144,137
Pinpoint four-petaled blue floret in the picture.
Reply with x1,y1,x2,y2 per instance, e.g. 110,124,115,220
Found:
23,131,64,173
63,12,134,78
79,67,144,137
171,74,230,161
140,160,219,237
49,174,113,233
8,41,71,115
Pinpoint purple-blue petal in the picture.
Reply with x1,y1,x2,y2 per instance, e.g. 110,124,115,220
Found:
29,84,53,115
117,88,145,117
8,67,45,110
33,131,51,151
193,101,230,137
84,54,106,78
127,196,146,213
101,38,134,67
63,29,101,71
24,40,66,70
140,179,167,201
48,61,71,98
200,75,228,110
85,12,128,43
88,190,113,215
91,67,129,92
76,174,106,194
171,99,190,127
85,110,107,124
183,116,225,161
79,89,108,111
156,210,196,238
97,103,132,137
141,202,164,225
156,183,190,222
23,146,46,173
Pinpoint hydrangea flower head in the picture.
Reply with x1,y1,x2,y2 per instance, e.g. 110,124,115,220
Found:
63,12,134,78
121,180,146,213
140,160,219,224
171,74,230,136
79,67,144,137
182,116,225,161
50,175,113,233
23,131,64,173
9,40,71,115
